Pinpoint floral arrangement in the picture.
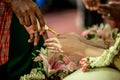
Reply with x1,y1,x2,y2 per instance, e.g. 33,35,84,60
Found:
20,23,120,79
20,48,78,80
80,23,120,72
82,23,118,48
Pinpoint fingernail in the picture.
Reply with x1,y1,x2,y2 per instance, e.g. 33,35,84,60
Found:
28,40,31,43
34,43,37,46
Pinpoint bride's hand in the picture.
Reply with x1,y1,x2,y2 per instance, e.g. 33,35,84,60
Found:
44,37,63,53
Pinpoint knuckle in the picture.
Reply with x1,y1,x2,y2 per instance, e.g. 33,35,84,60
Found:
32,4,37,9
22,8,31,14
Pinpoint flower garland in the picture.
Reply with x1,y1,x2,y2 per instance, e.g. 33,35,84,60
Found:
80,34,120,72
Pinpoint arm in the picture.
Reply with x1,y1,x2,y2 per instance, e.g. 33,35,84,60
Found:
57,33,104,57
44,33,104,57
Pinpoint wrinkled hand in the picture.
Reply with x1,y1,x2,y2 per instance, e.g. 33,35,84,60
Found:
44,37,63,53
57,32,104,57
82,0,100,11
57,32,84,56
98,1,120,21
11,0,45,33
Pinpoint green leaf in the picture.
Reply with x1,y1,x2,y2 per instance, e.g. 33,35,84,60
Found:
112,28,119,40
58,55,63,61
32,52,36,57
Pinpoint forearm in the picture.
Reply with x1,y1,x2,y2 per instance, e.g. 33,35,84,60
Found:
74,40,105,57
79,36,106,49
59,33,105,57
84,45,104,57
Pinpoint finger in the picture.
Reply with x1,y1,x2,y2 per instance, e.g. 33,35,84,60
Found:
86,0,98,10
102,12,110,17
88,1,97,10
101,13,111,19
91,1,96,9
101,15,106,19
35,8,45,35
37,18,45,36
92,0,99,10
108,1,120,7
97,8,109,15
42,31,49,40
82,0,90,9
97,8,111,19
44,43,62,49
99,4,111,10
48,50,59,53
36,18,48,40
39,26,45,35
29,12,37,31
24,25,35,35
95,0,100,7
47,47,63,53
35,7,45,27
17,15,25,25
45,38,60,44
24,13,31,26
86,1,92,9
33,31,40,46
28,34,34,43
47,46,57,50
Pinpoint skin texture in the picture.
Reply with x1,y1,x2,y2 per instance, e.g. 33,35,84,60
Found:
45,33,104,57
82,0,100,11
44,37,63,53
97,1,120,30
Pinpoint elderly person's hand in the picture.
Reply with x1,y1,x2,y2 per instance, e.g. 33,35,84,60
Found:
98,1,120,21
44,37,63,53
57,32,104,57
82,0,100,11
44,32,104,57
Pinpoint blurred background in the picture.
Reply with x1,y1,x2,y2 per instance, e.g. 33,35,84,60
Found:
36,0,106,37
35,0,82,37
